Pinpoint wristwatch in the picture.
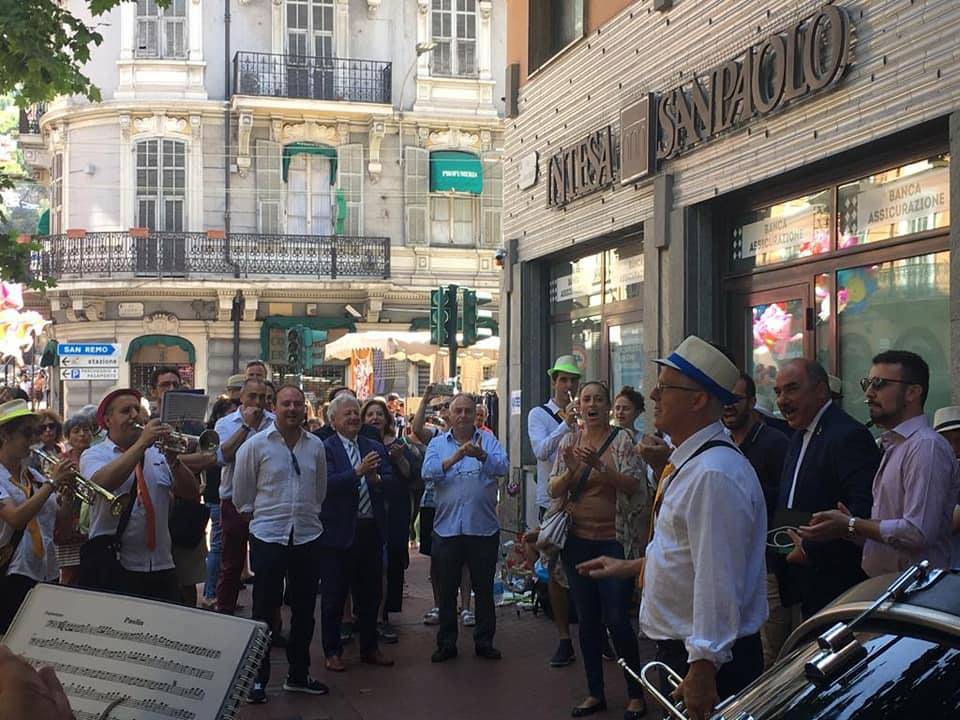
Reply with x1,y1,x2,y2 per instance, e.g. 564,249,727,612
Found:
847,515,857,537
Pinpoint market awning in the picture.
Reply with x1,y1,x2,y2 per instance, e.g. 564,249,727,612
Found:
282,143,337,183
125,334,196,363
430,151,483,194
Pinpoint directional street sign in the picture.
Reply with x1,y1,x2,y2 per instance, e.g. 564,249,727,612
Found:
60,367,120,381
57,343,120,368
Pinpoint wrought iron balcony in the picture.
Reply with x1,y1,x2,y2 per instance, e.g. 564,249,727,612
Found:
233,52,392,104
31,231,391,280
18,103,46,134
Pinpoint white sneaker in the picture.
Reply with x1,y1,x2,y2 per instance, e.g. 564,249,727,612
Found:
461,609,476,626
423,607,440,625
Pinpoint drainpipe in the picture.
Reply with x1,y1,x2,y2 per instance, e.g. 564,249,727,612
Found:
224,0,235,277
231,290,244,373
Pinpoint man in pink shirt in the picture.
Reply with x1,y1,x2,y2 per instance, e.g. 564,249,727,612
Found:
800,351,960,575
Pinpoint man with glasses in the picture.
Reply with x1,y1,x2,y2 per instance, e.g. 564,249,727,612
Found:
233,385,327,704
771,359,878,618
798,351,959,576
412,384,453,444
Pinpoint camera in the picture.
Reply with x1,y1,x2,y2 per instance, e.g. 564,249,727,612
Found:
494,248,507,267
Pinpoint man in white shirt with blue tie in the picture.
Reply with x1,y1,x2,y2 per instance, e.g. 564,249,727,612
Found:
578,337,768,720
233,385,328,704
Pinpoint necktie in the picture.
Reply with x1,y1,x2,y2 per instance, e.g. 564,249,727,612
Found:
348,441,372,517
647,462,676,546
135,462,157,551
13,470,43,557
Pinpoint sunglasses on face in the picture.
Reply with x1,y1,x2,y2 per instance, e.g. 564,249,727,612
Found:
859,377,914,392
432,402,450,411
39,423,59,432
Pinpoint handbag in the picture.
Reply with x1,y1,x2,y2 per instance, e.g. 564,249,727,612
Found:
79,470,138,591
168,497,210,549
535,428,621,555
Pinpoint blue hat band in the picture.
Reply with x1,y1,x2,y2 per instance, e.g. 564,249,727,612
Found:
667,352,739,405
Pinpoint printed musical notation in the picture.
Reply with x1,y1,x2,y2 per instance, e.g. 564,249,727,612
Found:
25,656,205,701
45,620,222,659
29,636,215,680
61,682,196,720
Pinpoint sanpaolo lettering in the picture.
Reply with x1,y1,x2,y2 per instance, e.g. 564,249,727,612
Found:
655,5,851,162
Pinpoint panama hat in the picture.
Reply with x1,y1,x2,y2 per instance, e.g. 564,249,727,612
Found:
828,375,843,396
547,355,582,378
0,399,39,428
654,335,740,405
96,388,143,429
226,373,246,389
933,406,960,435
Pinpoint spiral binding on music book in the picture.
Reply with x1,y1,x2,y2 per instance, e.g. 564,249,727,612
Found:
221,626,270,720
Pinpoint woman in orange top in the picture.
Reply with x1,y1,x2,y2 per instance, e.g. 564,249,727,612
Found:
549,381,649,719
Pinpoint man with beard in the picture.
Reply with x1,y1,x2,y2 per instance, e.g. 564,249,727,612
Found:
773,359,878,618
721,373,789,667
799,351,959,576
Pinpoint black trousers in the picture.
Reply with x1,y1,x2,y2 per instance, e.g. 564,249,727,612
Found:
319,520,383,658
249,534,322,685
0,573,37,634
384,541,408,614
656,633,764,700
119,568,180,604
432,531,499,651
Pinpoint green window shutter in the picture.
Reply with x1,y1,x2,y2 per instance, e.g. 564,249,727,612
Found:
336,143,364,236
481,152,502,247
256,139,283,234
404,147,429,245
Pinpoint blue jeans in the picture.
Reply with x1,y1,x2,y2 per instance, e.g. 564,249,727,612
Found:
562,534,643,701
203,503,222,600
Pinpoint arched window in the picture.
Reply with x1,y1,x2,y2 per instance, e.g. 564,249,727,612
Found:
135,139,186,231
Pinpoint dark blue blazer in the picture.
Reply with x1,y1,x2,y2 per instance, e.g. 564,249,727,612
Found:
319,433,392,549
776,402,879,615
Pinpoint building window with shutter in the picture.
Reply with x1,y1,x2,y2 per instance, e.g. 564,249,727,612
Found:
135,139,186,231
431,0,477,77
136,0,188,59
51,154,63,235
415,362,432,395
430,195,477,246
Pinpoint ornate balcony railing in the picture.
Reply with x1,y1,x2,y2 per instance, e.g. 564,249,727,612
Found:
31,231,391,280
18,103,46,134
233,52,392,104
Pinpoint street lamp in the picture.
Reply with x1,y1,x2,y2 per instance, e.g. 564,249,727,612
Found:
398,41,437,164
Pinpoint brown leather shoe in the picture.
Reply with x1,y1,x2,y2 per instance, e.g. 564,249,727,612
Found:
324,656,346,672
360,650,395,667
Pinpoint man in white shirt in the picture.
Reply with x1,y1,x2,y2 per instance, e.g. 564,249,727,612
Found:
80,389,200,602
233,385,327,704
214,378,273,614
578,337,767,720
526,354,580,668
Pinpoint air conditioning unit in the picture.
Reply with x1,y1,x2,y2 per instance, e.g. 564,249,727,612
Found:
305,303,319,316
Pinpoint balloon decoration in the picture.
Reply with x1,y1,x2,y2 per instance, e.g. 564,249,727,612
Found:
0,282,50,365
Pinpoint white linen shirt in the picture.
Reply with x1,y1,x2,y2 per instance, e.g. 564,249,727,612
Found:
0,466,59,582
79,438,175,572
214,409,275,500
640,421,768,667
232,425,326,545
527,399,573,509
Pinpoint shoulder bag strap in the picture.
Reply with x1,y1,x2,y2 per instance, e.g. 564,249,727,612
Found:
570,427,621,502
540,403,564,425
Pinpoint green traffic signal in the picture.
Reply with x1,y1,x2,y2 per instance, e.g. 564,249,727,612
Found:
430,288,449,346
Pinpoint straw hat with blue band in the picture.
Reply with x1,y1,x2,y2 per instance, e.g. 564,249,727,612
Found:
0,400,39,428
547,355,582,378
933,406,960,435
653,335,741,406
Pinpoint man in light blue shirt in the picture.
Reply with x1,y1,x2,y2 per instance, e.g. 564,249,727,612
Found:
422,393,508,663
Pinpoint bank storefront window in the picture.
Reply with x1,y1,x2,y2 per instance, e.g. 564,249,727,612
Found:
731,189,833,271
837,251,950,424
838,155,950,248
748,299,806,414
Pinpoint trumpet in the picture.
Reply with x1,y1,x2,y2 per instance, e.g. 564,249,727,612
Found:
30,448,131,517
134,423,220,454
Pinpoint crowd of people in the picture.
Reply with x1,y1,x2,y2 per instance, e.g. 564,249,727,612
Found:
2,337,960,720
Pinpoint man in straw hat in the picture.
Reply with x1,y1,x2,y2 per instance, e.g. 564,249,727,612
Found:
933,406,960,568
800,351,959,577
527,354,581,668
577,336,767,720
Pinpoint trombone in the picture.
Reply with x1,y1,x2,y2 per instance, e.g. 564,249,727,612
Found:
134,423,220,455
30,447,131,518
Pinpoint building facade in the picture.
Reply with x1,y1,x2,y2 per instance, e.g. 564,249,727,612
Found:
19,0,506,413
502,0,960,527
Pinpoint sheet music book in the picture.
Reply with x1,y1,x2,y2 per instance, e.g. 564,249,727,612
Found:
1,584,269,720
161,391,209,428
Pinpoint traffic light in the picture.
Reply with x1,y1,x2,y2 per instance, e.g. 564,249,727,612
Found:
430,287,449,346
301,329,328,373
286,326,304,371
460,288,478,347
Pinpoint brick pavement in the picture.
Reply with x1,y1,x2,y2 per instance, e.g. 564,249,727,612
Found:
238,551,656,720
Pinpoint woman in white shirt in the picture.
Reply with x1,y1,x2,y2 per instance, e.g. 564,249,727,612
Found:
0,400,74,633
